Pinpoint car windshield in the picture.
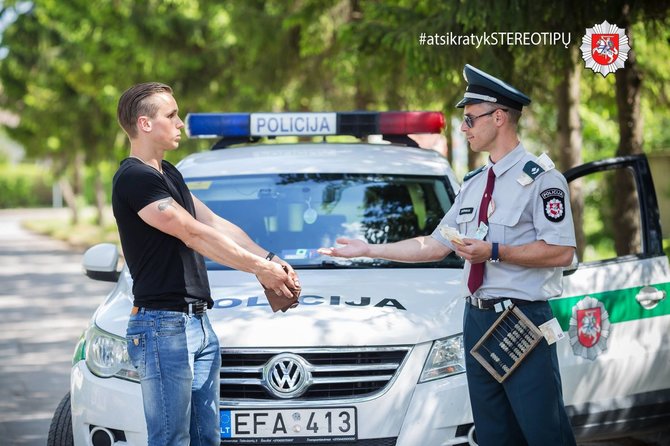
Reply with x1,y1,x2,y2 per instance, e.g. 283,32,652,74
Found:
187,173,462,269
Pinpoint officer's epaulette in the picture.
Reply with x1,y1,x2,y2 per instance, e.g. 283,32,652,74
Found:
517,153,555,186
463,165,486,182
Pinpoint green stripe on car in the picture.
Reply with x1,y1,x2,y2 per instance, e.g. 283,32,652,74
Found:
549,282,670,331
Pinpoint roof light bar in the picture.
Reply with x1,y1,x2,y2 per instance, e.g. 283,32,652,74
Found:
186,111,445,139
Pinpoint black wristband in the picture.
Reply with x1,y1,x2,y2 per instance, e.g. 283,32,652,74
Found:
265,251,276,261
490,242,500,262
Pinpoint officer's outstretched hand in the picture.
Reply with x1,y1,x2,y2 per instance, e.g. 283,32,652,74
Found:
318,238,370,259
454,238,491,265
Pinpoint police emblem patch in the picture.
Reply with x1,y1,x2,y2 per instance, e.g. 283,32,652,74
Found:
568,296,610,360
540,188,565,222
580,20,630,77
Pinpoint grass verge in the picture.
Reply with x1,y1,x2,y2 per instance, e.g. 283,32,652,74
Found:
22,210,120,251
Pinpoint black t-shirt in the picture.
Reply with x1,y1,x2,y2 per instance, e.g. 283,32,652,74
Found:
111,158,212,308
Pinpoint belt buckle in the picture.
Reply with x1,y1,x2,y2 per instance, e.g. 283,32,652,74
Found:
188,301,206,316
468,296,486,310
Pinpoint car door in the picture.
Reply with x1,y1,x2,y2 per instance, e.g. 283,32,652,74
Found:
550,155,670,439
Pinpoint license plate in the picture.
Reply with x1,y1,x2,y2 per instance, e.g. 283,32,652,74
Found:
220,407,357,443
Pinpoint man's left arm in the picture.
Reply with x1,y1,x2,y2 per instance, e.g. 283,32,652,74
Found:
192,194,260,253
191,194,298,279
455,239,573,268
498,240,573,267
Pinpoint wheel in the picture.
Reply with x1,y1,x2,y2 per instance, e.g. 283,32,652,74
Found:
47,392,74,446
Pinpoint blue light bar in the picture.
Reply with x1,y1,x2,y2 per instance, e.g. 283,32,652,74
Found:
186,113,250,138
186,112,445,139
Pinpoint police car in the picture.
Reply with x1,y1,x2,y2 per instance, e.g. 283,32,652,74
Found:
47,111,670,446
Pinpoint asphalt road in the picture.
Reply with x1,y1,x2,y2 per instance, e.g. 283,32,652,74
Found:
0,209,114,446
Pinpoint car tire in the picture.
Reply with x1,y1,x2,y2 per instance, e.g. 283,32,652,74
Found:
47,392,74,446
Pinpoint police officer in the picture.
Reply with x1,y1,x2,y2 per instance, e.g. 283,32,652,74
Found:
319,65,577,445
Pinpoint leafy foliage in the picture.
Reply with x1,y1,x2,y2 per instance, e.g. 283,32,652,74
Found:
0,0,668,194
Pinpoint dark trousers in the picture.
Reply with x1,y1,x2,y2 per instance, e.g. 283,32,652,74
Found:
463,301,577,446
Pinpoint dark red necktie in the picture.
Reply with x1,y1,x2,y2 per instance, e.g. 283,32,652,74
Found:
467,167,496,294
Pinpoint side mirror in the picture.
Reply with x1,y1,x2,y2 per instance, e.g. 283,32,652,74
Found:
83,243,121,282
562,252,579,277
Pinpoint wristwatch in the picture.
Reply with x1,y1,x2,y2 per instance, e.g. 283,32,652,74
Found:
265,251,276,261
489,242,501,263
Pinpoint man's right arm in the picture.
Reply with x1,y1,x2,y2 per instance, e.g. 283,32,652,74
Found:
138,196,294,296
319,235,452,262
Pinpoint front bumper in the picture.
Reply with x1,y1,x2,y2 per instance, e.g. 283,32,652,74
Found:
70,361,145,445
70,343,474,446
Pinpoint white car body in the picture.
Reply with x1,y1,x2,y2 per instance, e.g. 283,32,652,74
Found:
57,142,670,446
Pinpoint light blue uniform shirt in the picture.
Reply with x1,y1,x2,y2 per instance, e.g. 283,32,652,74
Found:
432,144,576,301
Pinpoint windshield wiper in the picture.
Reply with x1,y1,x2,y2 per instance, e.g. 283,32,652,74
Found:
292,259,413,269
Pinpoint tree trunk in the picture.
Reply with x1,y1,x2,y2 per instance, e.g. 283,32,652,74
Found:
58,177,79,225
445,117,453,165
556,48,585,259
73,152,85,197
94,165,106,227
613,11,642,256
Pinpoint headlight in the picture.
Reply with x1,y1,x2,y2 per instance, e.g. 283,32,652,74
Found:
85,325,139,382
419,334,466,382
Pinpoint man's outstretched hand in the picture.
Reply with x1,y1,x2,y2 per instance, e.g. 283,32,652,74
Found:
318,238,370,259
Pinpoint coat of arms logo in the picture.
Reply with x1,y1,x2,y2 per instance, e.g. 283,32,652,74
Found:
569,296,611,360
580,20,630,77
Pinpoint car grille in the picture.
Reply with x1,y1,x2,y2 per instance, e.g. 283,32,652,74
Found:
220,347,411,401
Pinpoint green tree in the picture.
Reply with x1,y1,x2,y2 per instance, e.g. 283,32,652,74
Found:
0,0,669,256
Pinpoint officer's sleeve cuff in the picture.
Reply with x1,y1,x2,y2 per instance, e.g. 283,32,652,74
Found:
431,232,456,251
538,232,576,248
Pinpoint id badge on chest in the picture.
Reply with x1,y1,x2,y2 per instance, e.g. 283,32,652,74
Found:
475,222,489,240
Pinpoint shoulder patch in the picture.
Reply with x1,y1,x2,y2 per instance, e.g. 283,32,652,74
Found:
541,188,566,222
523,161,544,179
517,159,550,186
463,165,485,182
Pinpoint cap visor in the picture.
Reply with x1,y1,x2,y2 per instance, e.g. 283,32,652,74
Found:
455,97,484,108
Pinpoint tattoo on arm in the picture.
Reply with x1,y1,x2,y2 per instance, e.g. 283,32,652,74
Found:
157,197,174,212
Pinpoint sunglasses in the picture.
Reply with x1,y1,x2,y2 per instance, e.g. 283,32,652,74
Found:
463,108,508,129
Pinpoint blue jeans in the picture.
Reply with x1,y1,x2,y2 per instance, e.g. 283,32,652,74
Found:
126,308,221,446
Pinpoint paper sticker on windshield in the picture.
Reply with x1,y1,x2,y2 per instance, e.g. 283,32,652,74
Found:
186,181,212,190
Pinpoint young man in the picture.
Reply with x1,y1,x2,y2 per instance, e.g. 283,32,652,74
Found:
113,82,298,446
319,65,577,445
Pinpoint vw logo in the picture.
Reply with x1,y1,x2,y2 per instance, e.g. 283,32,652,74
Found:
263,353,311,399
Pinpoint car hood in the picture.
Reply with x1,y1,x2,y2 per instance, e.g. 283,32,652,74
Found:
95,268,468,347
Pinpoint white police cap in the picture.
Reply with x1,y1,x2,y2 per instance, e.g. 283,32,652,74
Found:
456,64,531,111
